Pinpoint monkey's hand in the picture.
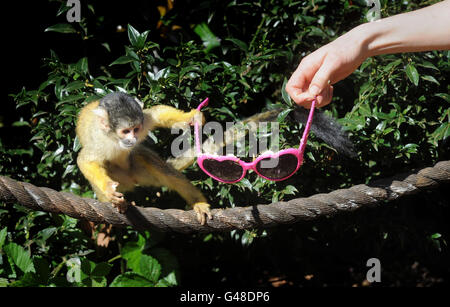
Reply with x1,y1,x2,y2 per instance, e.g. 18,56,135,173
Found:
189,109,205,126
105,181,128,213
192,202,213,225
145,106,205,130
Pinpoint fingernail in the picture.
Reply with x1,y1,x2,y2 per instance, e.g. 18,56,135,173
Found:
309,85,320,96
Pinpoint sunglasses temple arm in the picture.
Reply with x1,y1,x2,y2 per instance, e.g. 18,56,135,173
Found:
298,98,316,154
196,97,209,111
195,98,209,156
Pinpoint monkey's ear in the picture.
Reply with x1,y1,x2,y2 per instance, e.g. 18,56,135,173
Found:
93,107,110,131
134,98,144,109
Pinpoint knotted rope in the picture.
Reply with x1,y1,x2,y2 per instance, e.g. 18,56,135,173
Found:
1,160,449,233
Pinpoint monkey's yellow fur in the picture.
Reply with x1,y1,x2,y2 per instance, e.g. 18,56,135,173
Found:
76,100,211,224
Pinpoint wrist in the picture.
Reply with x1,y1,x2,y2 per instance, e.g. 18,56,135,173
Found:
351,21,390,59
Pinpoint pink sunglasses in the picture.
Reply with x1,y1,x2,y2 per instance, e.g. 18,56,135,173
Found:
194,98,316,183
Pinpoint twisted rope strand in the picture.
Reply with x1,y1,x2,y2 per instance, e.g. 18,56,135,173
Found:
0,160,449,233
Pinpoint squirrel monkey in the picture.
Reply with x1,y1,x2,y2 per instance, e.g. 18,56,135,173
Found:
76,92,212,225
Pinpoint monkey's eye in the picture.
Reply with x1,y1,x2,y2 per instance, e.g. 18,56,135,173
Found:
122,129,130,134
134,127,140,133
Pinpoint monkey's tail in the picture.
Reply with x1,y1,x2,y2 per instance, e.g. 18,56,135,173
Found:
291,106,357,158
241,107,357,158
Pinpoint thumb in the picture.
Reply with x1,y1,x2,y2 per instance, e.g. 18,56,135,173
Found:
308,59,335,96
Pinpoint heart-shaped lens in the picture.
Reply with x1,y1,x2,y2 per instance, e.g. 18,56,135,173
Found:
202,159,244,182
255,154,299,180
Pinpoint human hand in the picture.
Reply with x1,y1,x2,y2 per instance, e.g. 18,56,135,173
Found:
286,1,450,108
286,25,369,108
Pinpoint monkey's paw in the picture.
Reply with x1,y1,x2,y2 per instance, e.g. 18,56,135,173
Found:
192,202,213,225
189,110,205,126
106,181,128,213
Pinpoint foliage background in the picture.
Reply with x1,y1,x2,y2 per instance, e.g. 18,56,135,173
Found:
0,0,448,286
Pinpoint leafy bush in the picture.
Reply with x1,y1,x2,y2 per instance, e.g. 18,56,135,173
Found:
1,0,448,286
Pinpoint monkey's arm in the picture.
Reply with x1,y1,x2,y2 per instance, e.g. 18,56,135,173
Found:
77,159,110,192
131,146,212,225
77,154,127,212
143,105,203,130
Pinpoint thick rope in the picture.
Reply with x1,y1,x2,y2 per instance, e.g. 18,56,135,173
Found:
0,160,449,233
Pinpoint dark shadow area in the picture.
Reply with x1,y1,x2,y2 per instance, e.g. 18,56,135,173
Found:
165,184,449,287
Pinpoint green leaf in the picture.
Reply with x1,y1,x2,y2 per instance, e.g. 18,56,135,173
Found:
421,75,440,85
283,185,298,195
37,227,57,241
157,271,178,287
127,24,141,47
90,276,107,287
76,57,89,75
10,272,39,287
403,143,418,153
149,247,179,282
64,81,86,92
110,56,135,66
432,123,450,143
225,38,248,51
194,23,221,52
405,64,419,86
4,243,35,273
62,164,76,178
375,121,386,132
359,58,373,72
417,61,439,71
45,23,77,34
307,26,327,38
38,79,55,92
53,145,64,158
121,241,142,272
12,121,30,127
0,227,7,250
139,30,150,48
431,233,442,239
125,26,149,49
277,108,292,123
216,106,237,121
80,258,93,276
91,262,111,277
0,278,9,287
306,151,315,162
281,78,292,106
239,178,253,190
358,103,371,117
435,93,450,103
139,254,161,282
7,149,33,156
383,59,402,72
110,272,153,287
102,42,111,52
56,2,71,16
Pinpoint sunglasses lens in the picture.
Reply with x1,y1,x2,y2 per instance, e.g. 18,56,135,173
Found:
202,159,244,182
256,154,299,180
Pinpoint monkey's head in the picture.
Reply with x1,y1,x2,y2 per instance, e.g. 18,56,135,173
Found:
94,92,146,150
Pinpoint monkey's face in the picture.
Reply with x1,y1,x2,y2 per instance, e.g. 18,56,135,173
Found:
115,122,144,150
95,92,147,150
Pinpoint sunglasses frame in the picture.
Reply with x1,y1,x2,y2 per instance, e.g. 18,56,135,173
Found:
194,98,316,183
